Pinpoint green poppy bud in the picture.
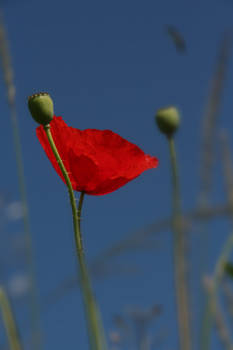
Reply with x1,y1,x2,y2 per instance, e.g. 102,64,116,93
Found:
28,92,54,125
155,106,180,136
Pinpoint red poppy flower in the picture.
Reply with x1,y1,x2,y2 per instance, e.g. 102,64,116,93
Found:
36,116,158,195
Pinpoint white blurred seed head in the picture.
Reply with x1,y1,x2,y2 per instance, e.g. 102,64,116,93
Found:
8,274,30,298
6,201,23,221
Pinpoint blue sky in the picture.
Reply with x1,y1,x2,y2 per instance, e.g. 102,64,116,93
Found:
0,0,233,349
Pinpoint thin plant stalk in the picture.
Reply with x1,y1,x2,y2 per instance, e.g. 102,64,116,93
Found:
201,233,233,350
206,283,233,350
0,286,22,350
167,135,191,350
200,131,233,350
199,32,232,205
91,203,231,270
46,203,233,306
198,34,232,349
44,124,107,350
0,11,42,349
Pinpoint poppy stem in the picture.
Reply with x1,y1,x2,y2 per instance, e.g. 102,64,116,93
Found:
167,135,192,350
43,125,107,350
0,286,22,350
77,192,85,247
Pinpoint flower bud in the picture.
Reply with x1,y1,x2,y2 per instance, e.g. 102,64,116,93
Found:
28,92,54,125
155,106,180,136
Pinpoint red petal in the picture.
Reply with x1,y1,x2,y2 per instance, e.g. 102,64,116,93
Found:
36,116,158,195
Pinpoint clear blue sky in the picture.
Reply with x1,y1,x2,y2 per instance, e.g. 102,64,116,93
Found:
0,0,233,349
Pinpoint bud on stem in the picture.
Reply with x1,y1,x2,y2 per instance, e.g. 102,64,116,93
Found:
155,106,180,137
28,92,54,125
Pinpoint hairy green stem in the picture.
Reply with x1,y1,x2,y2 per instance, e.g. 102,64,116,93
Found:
201,233,233,350
44,124,107,350
0,286,22,350
168,136,192,350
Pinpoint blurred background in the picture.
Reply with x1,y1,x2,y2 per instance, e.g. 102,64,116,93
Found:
0,0,233,349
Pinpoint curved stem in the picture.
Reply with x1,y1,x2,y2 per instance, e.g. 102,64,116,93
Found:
0,286,22,350
78,192,85,243
168,136,192,350
201,233,233,350
44,125,107,350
